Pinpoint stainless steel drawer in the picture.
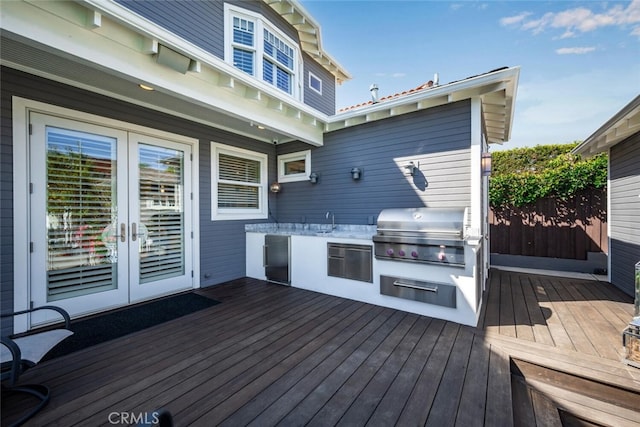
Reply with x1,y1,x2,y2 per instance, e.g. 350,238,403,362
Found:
380,275,456,308
328,243,372,283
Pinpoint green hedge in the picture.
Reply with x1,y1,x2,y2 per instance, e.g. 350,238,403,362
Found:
489,142,607,208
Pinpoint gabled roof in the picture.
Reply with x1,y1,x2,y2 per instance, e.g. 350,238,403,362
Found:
573,95,640,157
263,0,351,84
328,67,520,145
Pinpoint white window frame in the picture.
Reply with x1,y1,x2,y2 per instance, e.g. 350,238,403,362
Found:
308,72,322,95
224,3,300,99
278,150,311,183
211,142,268,220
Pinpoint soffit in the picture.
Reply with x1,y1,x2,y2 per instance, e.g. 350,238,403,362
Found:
573,95,640,157
263,0,351,84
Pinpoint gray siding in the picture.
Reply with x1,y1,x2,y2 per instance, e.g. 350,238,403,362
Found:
609,132,640,296
303,53,336,115
275,101,472,224
1,72,14,337
116,0,225,59
1,67,277,333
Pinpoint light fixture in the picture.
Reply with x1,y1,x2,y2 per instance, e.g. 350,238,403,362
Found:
156,44,191,74
309,172,319,184
404,161,418,176
139,84,155,91
351,167,362,180
269,182,281,193
481,152,492,176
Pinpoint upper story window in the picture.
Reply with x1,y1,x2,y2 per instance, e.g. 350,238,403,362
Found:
225,4,299,98
232,17,255,74
308,72,322,95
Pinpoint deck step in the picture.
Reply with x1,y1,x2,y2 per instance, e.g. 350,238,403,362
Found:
511,358,640,427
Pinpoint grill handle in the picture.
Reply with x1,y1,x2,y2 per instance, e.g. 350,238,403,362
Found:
377,227,461,236
393,281,438,293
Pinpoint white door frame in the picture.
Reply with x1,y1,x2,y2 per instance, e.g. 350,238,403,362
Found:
12,97,200,333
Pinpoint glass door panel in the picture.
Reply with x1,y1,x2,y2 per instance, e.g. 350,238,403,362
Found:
138,143,185,283
129,134,192,301
46,127,118,300
30,113,129,322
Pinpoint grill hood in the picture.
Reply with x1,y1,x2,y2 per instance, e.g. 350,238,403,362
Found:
375,207,469,240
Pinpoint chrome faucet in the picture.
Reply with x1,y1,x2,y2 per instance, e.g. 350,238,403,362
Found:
326,211,335,230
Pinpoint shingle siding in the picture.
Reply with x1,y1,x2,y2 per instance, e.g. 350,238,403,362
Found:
1,67,277,333
275,101,472,224
609,132,640,296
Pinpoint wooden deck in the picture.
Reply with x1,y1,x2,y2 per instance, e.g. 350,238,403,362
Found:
3,269,640,426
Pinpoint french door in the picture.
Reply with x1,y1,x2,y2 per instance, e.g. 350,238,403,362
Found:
29,113,193,322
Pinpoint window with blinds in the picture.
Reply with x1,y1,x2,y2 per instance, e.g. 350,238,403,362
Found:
45,127,118,301
211,143,268,220
225,4,299,98
232,16,255,74
138,144,185,284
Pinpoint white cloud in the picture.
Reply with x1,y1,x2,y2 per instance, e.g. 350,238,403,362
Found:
373,72,407,78
555,46,596,55
501,0,640,37
500,12,532,26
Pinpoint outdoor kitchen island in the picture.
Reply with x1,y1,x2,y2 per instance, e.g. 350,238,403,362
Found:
246,220,485,326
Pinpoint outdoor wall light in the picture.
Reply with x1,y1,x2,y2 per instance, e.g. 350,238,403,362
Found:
156,44,191,74
404,161,418,176
481,152,492,176
351,167,362,180
309,172,319,184
269,182,282,193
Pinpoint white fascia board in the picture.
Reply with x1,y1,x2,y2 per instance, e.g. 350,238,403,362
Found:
332,67,519,123
330,67,520,143
573,95,640,157
3,0,326,145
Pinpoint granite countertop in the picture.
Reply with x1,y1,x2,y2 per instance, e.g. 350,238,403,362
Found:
245,223,376,240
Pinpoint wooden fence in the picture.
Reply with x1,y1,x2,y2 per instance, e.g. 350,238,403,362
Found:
489,188,607,260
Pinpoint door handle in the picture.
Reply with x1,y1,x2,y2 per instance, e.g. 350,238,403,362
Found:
393,281,438,292
131,222,137,242
263,245,268,267
120,223,126,242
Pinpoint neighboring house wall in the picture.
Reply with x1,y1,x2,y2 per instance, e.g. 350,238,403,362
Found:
115,0,335,115
275,101,472,224
609,132,640,295
0,67,277,334
0,72,14,338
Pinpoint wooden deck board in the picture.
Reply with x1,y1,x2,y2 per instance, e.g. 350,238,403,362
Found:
520,275,556,346
3,269,638,427
454,334,491,427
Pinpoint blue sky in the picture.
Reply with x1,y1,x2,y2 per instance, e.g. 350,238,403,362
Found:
301,0,640,150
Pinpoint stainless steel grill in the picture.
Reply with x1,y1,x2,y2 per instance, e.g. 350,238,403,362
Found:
373,207,468,266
